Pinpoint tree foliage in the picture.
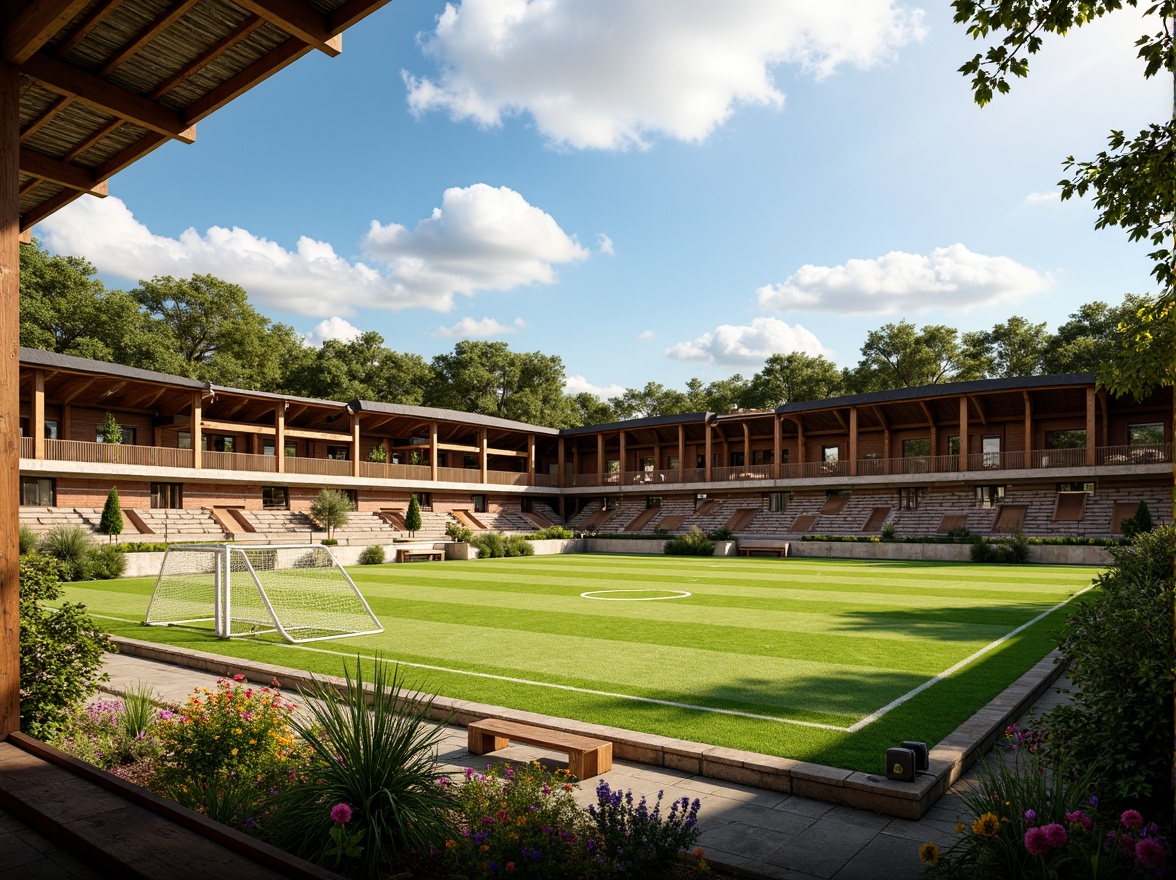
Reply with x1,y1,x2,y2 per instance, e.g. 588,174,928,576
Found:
309,489,354,540
98,487,123,542
405,494,422,536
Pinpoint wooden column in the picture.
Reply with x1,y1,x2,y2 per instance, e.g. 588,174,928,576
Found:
795,416,805,465
597,433,604,485
677,424,685,481
61,403,71,443
848,407,857,477
1085,386,1096,466
1,59,22,736
618,430,626,480
480,428,488,484
742,423,750,471
773,415,782,479
557,436,565,488
958,397,969,472
430,422,438,481
192,392,203,469
704,422,712,481
1096,389,1109,447
1022,391,1032,469
351,413,361,477
275,404,285,474
527,433,536,486
32,369,44,459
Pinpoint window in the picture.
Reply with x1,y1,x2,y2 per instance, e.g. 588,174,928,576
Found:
606,459,620,473
327,446,350,461
981,435,1001,468
640,456,655,472
178,431,191,449
646,496,662,508
1057,482,1094,493
341,489,358,508
602,496,618,511
97,424,136,444
520,497,532,513
20,477,55,506
463,453,478,469
902,438,931,458
975,485,1005,508
202,434,234,453
694,493,708,509
412,492,431,509
1045,429,1086,449
472,494,487,513
44,420,58,440
262,486,288,509
752,449,774,465
948,435,960,456
666,455,679,470
151,483,183,509
900,487,926,510
768,491,789,512
822,445,839,463
263,439,275,456
1128,423,1164,446
284,442,297,457
729,451,745,467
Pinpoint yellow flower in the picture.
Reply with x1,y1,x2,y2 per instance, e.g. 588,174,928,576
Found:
919,842,939,865
231,748,239,756
972,813,1001,837
955,822,966,833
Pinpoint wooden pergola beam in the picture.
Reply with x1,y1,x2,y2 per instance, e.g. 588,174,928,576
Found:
53,0,124,59
19,148,107,196
23,53,197,143
150,14,265,99
231,0,343,56
3,0,91,65
328,0,395,33
99,0,201,77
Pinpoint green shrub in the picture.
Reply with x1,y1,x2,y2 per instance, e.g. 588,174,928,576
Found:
116,541,171,553
309,489,353,541
50,694,160,771
1120,500,1154,539
89,544,127,579
1044,525,1175,813
98,487,123,542
503,534,535,557
267,660,456,878
405,494,422,536
946,525,973,539
469,531,504,558
366,444,387,463
320,538,339,546
37,525,96,580
19,554,113,738
706,526,734,542
358,545,386,565
530,525,574,540
588,781,703,878
880,522,897,541
294,549,333,568
444,522,473,543
665,526,714,556
1007,527,1030,564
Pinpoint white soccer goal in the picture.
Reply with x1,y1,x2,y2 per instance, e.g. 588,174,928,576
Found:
145,544,383,643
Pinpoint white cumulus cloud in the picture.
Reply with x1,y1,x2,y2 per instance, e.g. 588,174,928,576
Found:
404,0,926,150
666,317,830,366
565,375,626,398
1024,191,1062,205
636,330,654,342
36,187,588,317
305,316,363,346
596,233,615,256
756,244,1051,315
432,316,527,339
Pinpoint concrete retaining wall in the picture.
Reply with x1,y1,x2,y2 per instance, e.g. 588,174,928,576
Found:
790,541,1110,566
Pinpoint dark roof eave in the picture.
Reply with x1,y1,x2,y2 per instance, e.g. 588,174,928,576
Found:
559,411,712,436
350,400,561,435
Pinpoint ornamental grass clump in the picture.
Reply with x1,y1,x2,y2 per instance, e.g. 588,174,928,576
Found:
151,674,306,829
588,781,703,878
266,658,456,879
442,762,592,879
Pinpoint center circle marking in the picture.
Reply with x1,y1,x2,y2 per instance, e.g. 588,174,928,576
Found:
580,589,692,601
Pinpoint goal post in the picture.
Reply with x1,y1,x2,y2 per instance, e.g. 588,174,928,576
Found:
145,544,383,643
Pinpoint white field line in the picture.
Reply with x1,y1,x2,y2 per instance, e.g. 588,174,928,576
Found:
91,585,1091,734
844,585,1095,732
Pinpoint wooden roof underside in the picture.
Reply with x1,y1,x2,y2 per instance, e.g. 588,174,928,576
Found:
7,0,391,231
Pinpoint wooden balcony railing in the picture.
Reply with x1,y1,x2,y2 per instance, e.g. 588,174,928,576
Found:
1096,443,1171,466
710,464,773,482
42,438,195,469
286,456,352,477
436,466,480,483
203,451,276,472
20,437,33,458
358,461,432,481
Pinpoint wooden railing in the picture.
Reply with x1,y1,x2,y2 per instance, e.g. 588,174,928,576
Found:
20,437,33,458
203,451,276,472
485,470,529,486
1029,447,1087,469
533,473,559,487
710,464,772,482
358,461,432,481
286,456,352,477
41,438,195,469
1096,443,1171,466
436,466,480,483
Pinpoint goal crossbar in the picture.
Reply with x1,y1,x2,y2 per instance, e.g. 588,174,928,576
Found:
145,544,383,644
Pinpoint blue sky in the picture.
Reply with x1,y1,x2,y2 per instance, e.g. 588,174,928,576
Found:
37,1,1167,398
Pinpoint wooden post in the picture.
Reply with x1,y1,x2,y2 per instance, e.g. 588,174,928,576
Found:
704,421,712,482
1085,386,1096,466
742,422,750,471
1,58,22,737
959,397,969,472
557,436,565,488
796,416,805,465
61,403,71,443
618,430,626,481
351,412,361,477
597,433,604,485
32,369,44,459
480,428,488,484
430,422,438,482
677,424,685,481
275,403,285,474
527,433,535,486
773,415,781,479
192,391,203,470
848,407,857,477
1096,389,1109,447
1023,391,1032,469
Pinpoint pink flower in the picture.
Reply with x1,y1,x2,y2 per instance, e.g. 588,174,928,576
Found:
330,803,352,824
1024,809,1037,824
1042,824,1067,848
1065,810,1093,831
1121,810,1144,830
1135,838,1166,869
1025,827,1050,856
233,674,246,682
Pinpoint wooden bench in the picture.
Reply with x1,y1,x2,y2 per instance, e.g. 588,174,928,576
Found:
467,719,612,780
396,549,444,563
737,541,789,557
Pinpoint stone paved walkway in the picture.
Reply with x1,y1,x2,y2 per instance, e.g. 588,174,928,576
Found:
5,653,1072,880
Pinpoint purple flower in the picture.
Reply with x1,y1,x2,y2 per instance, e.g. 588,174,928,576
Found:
330,803,352,824
1135,838,1166,869
1025,826,1050,855
1089,796,1098,807
1042,824,1067,848
1065,810,1093,831
1024,809,1037,824
1121,810,1144,830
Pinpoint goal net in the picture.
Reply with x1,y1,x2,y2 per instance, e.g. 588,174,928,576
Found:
145,544,383,643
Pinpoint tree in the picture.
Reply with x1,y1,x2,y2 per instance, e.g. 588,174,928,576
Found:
848,322,968,391
405,494,422,537
569,392,616,427
284,331,432,404
98,487,123,544
608,382,690,420
960,316,1050,378
1041,299,1130,374
309,489,354,541
97,413,122,445
743,352,844,409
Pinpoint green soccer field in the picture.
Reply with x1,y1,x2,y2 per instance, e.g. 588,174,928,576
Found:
59,554,1098,773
